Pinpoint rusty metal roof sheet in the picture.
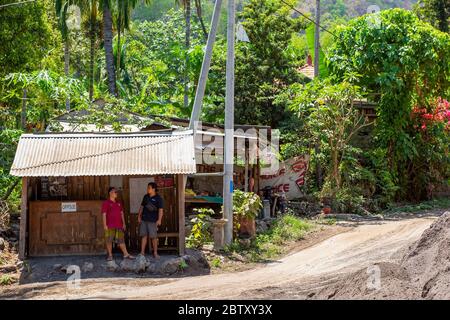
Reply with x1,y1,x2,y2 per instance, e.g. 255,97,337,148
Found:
10,131,196,177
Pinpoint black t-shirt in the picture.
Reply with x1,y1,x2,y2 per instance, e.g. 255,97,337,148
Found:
141,194,164,222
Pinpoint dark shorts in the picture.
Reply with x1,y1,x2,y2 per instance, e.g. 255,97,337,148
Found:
105,228,125,244
139,221,158,238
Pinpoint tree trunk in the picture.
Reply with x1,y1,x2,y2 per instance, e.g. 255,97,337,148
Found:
184,0,191,110
195,0,208,40
64,39,70,111
102,1,117,96
117,29,121,83
1,178,19,201
21,89,27,129
331,147,340,194
116,0,122,83
89,5,96,101
436,0,449,33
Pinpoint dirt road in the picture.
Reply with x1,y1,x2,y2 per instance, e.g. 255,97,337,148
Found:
13,216,434,300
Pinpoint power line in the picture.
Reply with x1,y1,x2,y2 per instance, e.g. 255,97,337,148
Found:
0,0,35,9
279,0,337,37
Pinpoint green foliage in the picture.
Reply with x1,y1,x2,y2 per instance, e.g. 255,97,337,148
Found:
210,257,222,268
289,79,371,200
415,0,450,32
179,259,189,270
328,9,450,201
2,70,87,130
225,214,314,262
232,190,262,219
123,9,225,117
0,0,60,78
305,24,328,78
0,274,14,286
234,0,308,127
186,208,214,248
0,129,22,210
383,198,450,214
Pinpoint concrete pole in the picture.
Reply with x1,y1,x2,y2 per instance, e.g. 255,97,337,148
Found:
189,0,223,130
314,0,322,188
223,0,236,245
314,0,320,78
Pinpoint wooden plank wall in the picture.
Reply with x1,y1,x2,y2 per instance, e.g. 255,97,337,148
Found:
67,176,110,200
123,175,178,253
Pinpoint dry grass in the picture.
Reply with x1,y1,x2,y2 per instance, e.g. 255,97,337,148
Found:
0,200,10,230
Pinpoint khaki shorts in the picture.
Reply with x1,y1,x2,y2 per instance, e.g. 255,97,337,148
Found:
139,221,158,238
105,228,125,244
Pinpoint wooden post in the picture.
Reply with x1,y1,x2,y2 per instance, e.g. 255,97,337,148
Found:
19,177,28,260
244,143,249,192
177,174,186,256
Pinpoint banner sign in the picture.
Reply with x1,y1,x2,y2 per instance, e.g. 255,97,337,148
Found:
260,155,310,200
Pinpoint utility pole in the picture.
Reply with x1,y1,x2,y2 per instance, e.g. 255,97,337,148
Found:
314,0,322,188
223,0,236,245
189,0,223,129
314,0,320,78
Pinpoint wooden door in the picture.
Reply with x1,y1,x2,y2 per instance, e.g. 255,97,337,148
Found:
124,175,178,252
28,200,105,256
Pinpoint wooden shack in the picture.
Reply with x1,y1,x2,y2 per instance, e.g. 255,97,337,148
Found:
10,131,196,258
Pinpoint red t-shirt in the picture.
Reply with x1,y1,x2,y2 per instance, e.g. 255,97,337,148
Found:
101,199,124,229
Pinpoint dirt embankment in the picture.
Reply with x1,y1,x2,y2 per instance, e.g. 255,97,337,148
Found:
315,212,450,299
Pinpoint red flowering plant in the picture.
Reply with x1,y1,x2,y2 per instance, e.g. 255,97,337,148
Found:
409,97,450,199
412,97,450,132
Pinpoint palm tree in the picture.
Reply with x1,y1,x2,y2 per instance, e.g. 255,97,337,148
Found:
114,0,139,85
194,0,208,39
88,0,99,101
101,0,117,96
55,0,76,110
56,0,99,101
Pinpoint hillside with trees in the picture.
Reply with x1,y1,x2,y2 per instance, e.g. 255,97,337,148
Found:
0,0,448,224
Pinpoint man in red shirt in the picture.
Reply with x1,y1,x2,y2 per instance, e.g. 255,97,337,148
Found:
102,187,134,261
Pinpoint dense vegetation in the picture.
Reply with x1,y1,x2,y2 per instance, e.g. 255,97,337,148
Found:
0,0,448,215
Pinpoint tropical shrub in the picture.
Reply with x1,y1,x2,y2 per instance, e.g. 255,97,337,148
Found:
186,208,214,248
232,190,262,219
289,79,373,202
327,9,450,201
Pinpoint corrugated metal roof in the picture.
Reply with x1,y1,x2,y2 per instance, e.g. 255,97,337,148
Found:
298,64,315,80
10,131,196,177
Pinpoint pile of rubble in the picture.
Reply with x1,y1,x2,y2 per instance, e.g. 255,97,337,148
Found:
49,249,209,276
315,211,450,299
288,200,322,216
255,217,276,234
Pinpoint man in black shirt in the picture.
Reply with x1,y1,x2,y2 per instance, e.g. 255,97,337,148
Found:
138,182,164,258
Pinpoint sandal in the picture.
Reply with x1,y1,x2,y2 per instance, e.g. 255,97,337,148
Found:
124,255,135,260
106,256,113,261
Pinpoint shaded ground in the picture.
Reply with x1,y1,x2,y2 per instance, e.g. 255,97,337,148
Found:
18,253,210,284
1,209,445,299
0,222,348,299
